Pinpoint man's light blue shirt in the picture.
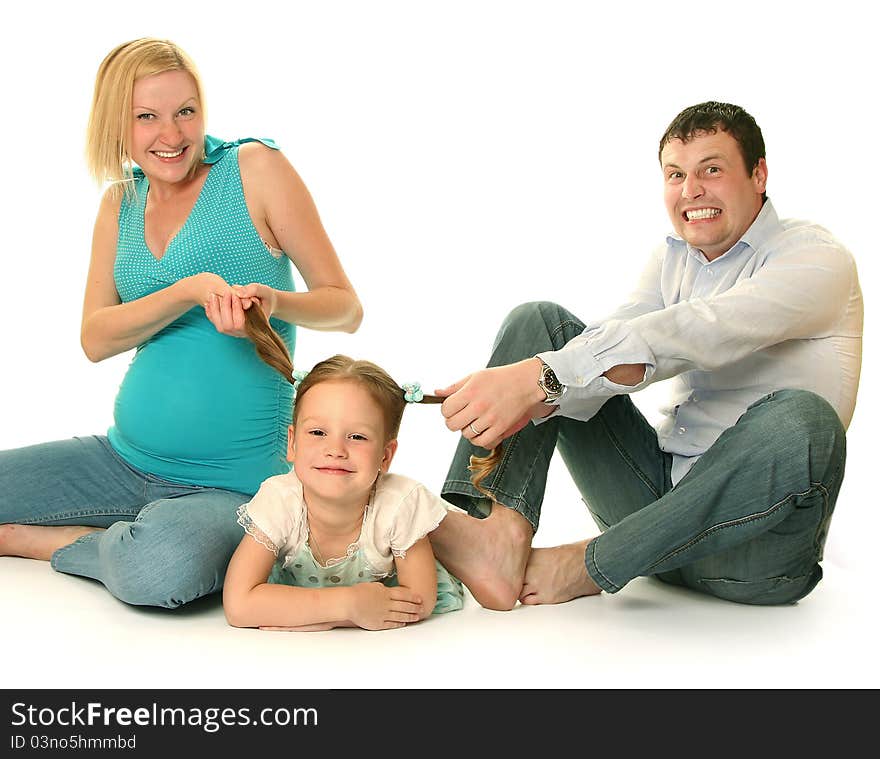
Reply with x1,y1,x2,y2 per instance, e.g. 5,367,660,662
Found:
537,200,863,484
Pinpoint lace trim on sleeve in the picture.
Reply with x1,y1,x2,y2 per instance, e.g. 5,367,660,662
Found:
390,512,447,560
236,504,279,556
365,558,392,580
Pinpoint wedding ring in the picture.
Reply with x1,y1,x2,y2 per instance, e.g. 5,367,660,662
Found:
469,423,482,436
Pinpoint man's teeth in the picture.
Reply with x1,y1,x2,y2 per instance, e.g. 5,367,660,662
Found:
686,208,721,221
154,149,184,158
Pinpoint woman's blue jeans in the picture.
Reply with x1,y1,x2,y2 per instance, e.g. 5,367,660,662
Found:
0,435,248,608
441,302,846,605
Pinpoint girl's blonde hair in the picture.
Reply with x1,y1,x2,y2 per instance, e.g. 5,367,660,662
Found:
86,38,206,195
292,355,436,441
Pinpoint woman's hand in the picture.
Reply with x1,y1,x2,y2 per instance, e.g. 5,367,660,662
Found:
346,582,423,631
181,273,275,337
233,283,277,319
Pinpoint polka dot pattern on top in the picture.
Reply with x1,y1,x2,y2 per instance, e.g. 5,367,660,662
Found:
107,137,297,496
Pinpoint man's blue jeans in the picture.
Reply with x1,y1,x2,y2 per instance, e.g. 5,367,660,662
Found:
441,302,846,605
0,435,248,608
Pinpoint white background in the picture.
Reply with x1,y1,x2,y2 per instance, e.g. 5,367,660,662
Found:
1,0,876,688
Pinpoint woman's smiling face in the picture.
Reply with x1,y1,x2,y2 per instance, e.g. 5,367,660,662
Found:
129,69,204,183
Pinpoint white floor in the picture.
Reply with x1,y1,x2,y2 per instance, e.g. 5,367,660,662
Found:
4,413,878,691
2,536,876,690
3,386,876,691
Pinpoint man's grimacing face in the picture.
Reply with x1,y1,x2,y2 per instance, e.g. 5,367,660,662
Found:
661,129,767,261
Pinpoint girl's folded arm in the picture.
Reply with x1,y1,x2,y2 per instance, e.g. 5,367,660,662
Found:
222,534,354,628
393,536,438,619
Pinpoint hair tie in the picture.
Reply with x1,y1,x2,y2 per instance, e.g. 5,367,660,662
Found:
292,369,308,395
402,382,424,403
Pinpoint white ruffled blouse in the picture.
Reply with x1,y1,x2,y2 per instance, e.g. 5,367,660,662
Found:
237,471,453,580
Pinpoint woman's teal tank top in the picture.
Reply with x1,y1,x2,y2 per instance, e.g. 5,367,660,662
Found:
108,136,295,495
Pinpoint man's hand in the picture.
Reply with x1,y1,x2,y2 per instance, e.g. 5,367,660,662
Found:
435,358,550,450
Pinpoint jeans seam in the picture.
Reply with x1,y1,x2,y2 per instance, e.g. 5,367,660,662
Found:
492,430,543,525
585,538,618,592
811,481,830,553
647,484,818,570
443,478,539,529
16,508,141,525
596,412,664,500
50,531,103,570
550,319,584,344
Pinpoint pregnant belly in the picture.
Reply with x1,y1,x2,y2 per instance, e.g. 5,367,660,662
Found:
113,317,290,461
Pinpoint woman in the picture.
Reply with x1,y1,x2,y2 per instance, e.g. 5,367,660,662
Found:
0,38,362,608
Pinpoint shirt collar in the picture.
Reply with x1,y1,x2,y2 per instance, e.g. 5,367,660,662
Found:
667,198,780,263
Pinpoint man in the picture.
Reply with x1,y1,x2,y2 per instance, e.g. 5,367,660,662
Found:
430,102,862,610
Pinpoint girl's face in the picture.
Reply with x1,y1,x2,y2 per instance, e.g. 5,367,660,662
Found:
288,380,397,509
129,70,204,184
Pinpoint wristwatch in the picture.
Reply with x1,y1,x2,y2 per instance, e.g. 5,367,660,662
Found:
536,359,565,405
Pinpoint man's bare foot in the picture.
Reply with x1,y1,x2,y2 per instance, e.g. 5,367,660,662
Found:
519,540,602,605
430,503,532,611
0,524,103,561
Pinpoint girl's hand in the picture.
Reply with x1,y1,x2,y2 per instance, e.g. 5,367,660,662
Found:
348,583,424,631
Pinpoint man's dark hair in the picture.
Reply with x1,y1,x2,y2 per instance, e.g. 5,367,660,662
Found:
658,101,766,175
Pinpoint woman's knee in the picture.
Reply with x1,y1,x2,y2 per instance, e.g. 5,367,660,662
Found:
98,519,237,608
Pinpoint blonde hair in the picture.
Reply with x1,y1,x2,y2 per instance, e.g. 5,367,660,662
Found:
86,38,206,195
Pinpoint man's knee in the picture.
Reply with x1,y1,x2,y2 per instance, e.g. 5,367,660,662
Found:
747,389,846,476
500,301,566,332
751,389,841,435
492,301,580,361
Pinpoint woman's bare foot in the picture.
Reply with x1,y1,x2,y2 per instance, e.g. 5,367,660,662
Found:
0,524,103,561
519,540,602,605
430,504,532,611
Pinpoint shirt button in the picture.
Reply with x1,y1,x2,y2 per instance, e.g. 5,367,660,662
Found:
678,426,687,434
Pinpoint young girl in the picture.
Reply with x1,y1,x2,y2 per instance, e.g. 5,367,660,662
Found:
223,355,465,631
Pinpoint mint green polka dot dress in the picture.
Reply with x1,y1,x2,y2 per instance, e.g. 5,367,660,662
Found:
239,472,465,615
108,137,295,496
269,548,465,615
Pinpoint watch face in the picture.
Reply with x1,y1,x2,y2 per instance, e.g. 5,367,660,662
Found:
542,365,563,394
